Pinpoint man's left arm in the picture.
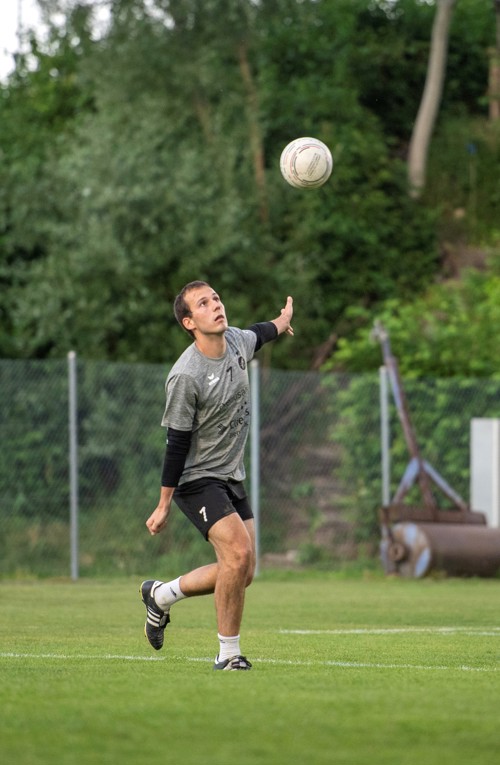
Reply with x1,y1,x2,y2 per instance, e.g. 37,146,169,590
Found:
271,296,294,337
247,297,294,351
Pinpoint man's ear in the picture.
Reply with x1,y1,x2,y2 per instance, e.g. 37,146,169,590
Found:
183,316,195,332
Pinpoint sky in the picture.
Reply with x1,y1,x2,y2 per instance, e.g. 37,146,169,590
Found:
0,0,44,80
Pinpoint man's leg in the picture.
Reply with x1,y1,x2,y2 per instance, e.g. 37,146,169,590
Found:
141,516,255,660
207,516,255,636
154,517,255,606
207,516,254,670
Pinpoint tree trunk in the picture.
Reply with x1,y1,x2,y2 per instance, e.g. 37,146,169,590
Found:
237,40,269,225
407,0,457,198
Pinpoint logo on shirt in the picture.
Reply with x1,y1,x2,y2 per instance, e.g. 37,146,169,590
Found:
207,373,220,387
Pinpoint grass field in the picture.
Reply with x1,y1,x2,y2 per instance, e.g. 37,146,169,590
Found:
1,571,499,765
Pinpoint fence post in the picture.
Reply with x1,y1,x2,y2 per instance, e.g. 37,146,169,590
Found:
250,359,260,576
379,365,391,507
68,351,79,581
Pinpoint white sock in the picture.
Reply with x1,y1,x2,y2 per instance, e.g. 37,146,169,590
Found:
217,633,241,662
153,577,186,610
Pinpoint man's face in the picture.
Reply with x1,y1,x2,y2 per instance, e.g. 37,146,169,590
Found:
183,285,228,337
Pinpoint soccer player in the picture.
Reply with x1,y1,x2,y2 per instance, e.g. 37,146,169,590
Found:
140,281,294,671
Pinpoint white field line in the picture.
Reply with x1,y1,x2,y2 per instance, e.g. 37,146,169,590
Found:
0,650,498,673
280,627,500,637
0,652,170,661
189,657,500,673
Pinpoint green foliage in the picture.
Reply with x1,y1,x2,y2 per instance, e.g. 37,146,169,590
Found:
425,118,500,242
329,255,500,377
326,370,500,541
0,0,440,368
0,0,498,371
445,0,496,115
0,358,165,523
2,0,500,575
0,360,70,521
353,0,496,136
0,4,96,356
323,236,500,538
353,0,436,139
325,374,382,542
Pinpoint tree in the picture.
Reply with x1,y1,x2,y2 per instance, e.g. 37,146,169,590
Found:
0,2,96,356
0,0,450,367
407,0,457,197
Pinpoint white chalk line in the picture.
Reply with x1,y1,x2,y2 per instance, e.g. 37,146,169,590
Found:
0,651,498,673
1,626,498,673
280,627,500,637
189,657,499,673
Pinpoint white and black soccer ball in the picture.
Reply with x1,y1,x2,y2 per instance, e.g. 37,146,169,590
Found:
280,137,333,189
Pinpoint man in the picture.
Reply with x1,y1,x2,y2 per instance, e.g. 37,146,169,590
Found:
140,280,294,671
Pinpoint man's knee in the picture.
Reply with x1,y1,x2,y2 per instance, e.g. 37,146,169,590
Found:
245,564,255,588
228,537,253,572
209,515,255,579
218,539,254,587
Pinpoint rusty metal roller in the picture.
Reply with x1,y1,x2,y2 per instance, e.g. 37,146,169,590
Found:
380,522,500,578
375,321,500,579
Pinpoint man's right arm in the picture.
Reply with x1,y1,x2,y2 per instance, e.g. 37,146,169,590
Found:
145,428,192,536
161,428,192,487
146,486,176,536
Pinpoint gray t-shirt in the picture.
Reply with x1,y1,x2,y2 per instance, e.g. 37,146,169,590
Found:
161,327,257,484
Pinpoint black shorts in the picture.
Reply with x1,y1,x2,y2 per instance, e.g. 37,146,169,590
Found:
173,478,254,539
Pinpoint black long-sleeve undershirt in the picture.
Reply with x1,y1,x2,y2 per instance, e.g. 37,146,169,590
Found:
246,321,277,352
161,428,192,487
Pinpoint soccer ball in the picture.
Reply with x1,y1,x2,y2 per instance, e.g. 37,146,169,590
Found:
280,137,333,189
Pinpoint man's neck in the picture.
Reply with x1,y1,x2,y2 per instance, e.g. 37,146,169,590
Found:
194,333,227,359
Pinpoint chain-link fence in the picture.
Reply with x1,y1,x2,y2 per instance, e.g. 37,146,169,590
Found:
2,356,500,578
